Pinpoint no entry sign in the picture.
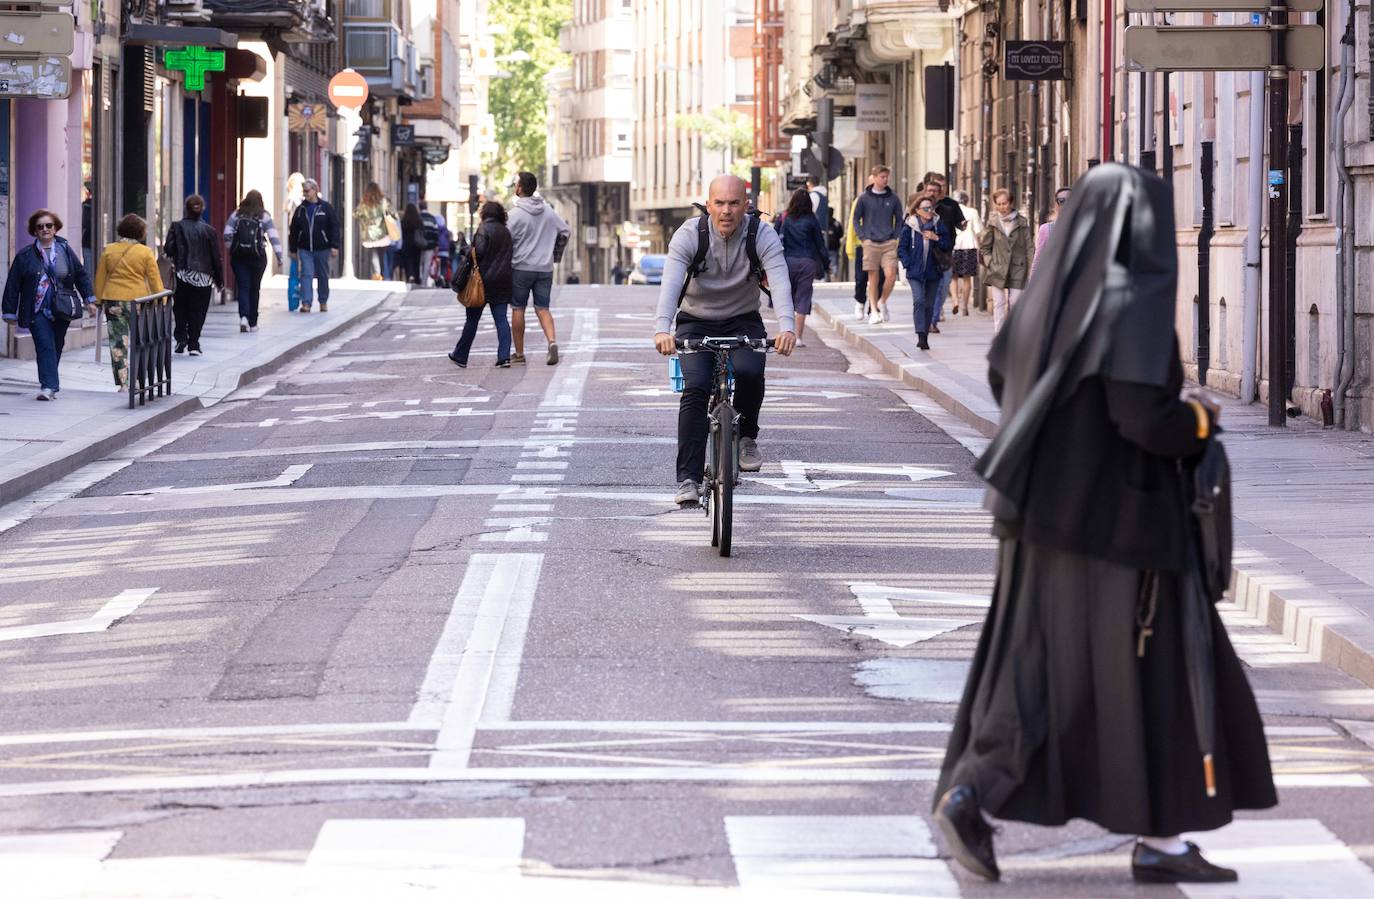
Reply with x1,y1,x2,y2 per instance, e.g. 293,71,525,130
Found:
328,69,369,111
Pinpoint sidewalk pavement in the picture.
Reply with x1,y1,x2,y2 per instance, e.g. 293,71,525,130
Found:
813,283,1374,689
0,276,400,505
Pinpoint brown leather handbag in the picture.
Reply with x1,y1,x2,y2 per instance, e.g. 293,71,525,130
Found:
456,247,485,309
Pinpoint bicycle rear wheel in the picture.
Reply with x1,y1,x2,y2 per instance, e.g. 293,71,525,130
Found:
712,402,735,557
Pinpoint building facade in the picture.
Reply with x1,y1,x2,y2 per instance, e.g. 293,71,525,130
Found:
543,0,635,281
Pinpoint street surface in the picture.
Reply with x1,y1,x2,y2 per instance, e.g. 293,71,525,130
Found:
0,285,1372,897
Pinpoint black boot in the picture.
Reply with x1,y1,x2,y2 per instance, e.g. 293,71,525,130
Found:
934,785,999,882
1131,841,1237,884
917,332,930,350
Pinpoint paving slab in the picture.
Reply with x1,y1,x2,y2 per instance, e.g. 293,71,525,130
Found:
813,283,1374,689
0,277,400,504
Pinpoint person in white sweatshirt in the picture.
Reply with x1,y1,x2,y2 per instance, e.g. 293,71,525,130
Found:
507,172,572,365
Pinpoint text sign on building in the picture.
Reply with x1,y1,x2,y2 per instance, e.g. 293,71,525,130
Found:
393,124,416,146
856,83,892,133
0,13,74,56
288,102,328,133
1004,41,1069,81
0,56,71,100
1125,25,1325,71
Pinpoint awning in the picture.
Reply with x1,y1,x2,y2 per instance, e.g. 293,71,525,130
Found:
122,25,239,50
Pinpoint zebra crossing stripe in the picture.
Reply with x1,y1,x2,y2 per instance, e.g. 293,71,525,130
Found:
306,818,524,886
1182,819,1374,897
724,815,961,896
0,831,121,897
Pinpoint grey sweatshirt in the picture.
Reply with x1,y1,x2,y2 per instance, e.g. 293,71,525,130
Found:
853,186,904,243
654,216,795,335
508,196,571,272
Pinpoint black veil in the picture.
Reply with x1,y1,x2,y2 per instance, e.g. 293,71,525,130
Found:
975,163,1180,524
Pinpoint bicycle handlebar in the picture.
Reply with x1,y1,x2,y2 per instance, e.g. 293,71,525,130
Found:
674,336,775,352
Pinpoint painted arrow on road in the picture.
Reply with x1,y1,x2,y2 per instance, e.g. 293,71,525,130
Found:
122,464,313,496
748,461,951,493
795,583,990,648
0,589,159,642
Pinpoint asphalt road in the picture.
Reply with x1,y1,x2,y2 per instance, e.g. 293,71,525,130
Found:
0,285,1371,897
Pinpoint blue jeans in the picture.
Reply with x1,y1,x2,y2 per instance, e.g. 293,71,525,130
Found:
934,267,954,323
299,249,332,308
29,313,70,391
231,256,267,326
452,301,511,364
911,277,941,334
287,257,300,311
511,269,553,309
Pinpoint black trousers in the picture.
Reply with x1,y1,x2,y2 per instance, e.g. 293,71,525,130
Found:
402,246,422,284
675,313,767,484
172,280,213,349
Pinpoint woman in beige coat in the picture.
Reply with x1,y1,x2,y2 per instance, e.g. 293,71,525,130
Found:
979,188,1034,332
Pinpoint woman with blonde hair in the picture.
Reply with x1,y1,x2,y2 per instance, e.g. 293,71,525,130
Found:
979,188,1034,332
95,214,165,390
355,181,393,280
284,172,305,310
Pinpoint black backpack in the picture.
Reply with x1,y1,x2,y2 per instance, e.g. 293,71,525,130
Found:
231,215,264,260
421,211,439,246
675,206,770,309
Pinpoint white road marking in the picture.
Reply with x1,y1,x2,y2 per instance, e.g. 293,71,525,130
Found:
724,815,960,896
0,766,947,799
0,830,122,895
0,588,158,642
541,308,597,408
121,464,312,496
510,474,565,483
855,659,972,704
140,437,673,463
1182,819,1374,897
306,818,524,885
491,504,555,513
516,461,569,470
412,553,545,767
0,720,434,748
796,586,982,648
852,583,992,610
215,408,494,428
1271,773,1372,788
478,721,955,733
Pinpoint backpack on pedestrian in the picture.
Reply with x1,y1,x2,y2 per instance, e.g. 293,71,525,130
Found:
421,211,440,247
230,215,265,261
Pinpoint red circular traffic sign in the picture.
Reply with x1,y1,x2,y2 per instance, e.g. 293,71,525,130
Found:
328,69,369,111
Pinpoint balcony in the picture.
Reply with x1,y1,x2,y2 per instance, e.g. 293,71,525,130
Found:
345,22,418,97
203,0,334,43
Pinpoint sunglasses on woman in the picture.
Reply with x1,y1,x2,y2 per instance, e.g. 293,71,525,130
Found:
35,222,55,231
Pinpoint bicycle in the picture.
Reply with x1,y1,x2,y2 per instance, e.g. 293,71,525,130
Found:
673,336,774,557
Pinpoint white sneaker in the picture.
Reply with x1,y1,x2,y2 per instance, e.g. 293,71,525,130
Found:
881,304,891,323
239,316,249,332
854,302,865,321
249,325,259,332
868,309,883,325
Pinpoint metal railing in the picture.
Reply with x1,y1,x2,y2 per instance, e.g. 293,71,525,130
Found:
120,290,175,410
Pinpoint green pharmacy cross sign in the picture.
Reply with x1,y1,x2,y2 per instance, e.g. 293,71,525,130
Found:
165,46,226,92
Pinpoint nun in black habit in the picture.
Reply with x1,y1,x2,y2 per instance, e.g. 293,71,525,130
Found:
932,164,1276,885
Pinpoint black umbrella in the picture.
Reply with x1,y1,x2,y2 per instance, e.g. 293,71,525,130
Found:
1181,436,1233,799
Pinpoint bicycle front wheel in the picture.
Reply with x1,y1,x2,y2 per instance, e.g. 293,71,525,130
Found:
712,402,735,557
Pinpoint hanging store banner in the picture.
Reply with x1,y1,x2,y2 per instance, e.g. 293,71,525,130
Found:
0,56,71,99
288,102,328,133
1003,41,1069,81
856,84,892,133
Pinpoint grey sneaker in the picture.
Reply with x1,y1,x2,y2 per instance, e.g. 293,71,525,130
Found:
547,342,559,365
511,353,526,364
674,479,701,505
36,388,54,401
738,437,762,472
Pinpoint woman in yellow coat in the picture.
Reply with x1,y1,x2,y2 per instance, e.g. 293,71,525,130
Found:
94,214,164,390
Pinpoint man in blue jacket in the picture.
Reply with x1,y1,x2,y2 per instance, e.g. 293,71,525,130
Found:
288,179,340,312
853,164,904,325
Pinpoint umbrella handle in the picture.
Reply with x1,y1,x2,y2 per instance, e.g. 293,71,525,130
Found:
1203,753,1217,798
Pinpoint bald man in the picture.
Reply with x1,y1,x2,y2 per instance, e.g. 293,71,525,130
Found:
654,175,796,506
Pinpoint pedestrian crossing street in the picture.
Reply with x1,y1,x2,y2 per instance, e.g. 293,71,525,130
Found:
2,813,1372,897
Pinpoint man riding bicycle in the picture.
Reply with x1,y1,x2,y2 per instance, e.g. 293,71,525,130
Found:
654,175,796,505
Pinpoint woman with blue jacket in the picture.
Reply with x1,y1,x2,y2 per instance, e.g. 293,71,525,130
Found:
1,209,95,400
775,188,830,347
898,194,951,351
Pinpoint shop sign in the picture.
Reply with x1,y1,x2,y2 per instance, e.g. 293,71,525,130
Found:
855,83,892,132
0,13,74,56
288,102,329,133
165,46,226,92
393,124,416,146
1003,41,1069,81
0,56,71,99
